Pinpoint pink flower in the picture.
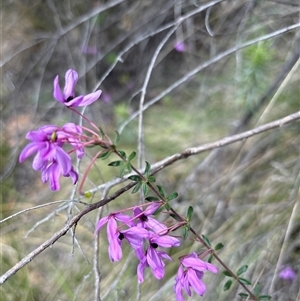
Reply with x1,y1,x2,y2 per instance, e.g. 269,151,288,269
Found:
174,252,218,300
19,123,83,190
133,203,167,234
279,267,296,281
42,160,78,191
53,69,102,107
136,233,181,282
174,41,187,53
95,213,149,262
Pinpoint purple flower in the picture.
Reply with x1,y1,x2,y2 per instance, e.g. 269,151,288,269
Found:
19,125,72,173
95,213,149,262
133,203,167,234
279,267,296,281
174,41,187,53
174,252,218,301
136,233,180,282
19,123,83,190
42,160,78,191
53,69,102,107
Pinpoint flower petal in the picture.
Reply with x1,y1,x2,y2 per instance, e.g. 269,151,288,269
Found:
53,75,65,103
19,142,45,162
64,69,78,98
187,269,206,296
78,90,102,106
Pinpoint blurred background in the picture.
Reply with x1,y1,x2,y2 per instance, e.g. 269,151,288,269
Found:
1,0,299,300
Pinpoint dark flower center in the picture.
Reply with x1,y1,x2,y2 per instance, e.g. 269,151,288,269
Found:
66,96,74,102
118,233,124,240
150,242,158,248
141,215,148,222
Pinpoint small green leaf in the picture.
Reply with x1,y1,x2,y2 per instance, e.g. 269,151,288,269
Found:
186,206,193,221
99,126,105,137
98,151,112,160
238,293,249,299
214,243,224,251
114,131,120,145
254,282,261,296
108,160,122,166
166,192,178,202
258,295,271,300
157,185,165,198
165,202,171,211
182,226,188,239
128,151,136,161
147,175,156,183
119,164,126,177
132,181,142,194
128,175,142,182
144,161,151,175
126,162,132,173
202,234,212,247
118,150,126,158
237,265,248,276
144,196,159,202
223,271,233,277
238,277,252,285
223,279,233,291
207,254,213,263
142,183,149,196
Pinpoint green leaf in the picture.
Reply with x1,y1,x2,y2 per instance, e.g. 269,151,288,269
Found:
238,277,252,285
237,265,248,276
147,175,156,183
128,175,142,182
132,181,142,194
258,295,271,300
144,161,151,175
238,293,249,299
157,185,165,198
126,162,132,173
254,282,261,296
165,202,171,211
142,183,149,196
128,151,136,161
214,243,224,251
118,150,126,158
144,196,159,202
119,164,126,177
114,131,120,145
223,279,233,291
99,126,105,137
98,151,112,160
186,206,193,221
207,254,213,263
182,226,188,239
166,192,178,202
223,271,233,277
202,234,212,247
108,160,122,166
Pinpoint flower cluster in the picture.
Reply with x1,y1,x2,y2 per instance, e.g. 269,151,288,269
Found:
19,70,102,190
95,203,218,300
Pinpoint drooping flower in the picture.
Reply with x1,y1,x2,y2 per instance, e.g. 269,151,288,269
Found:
19,125,72,173
53,69,102,107
136,233,181,282
279,266,296,281
19,123,83,190
95,213,149,262
42,160,78,191
174,252,218,301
